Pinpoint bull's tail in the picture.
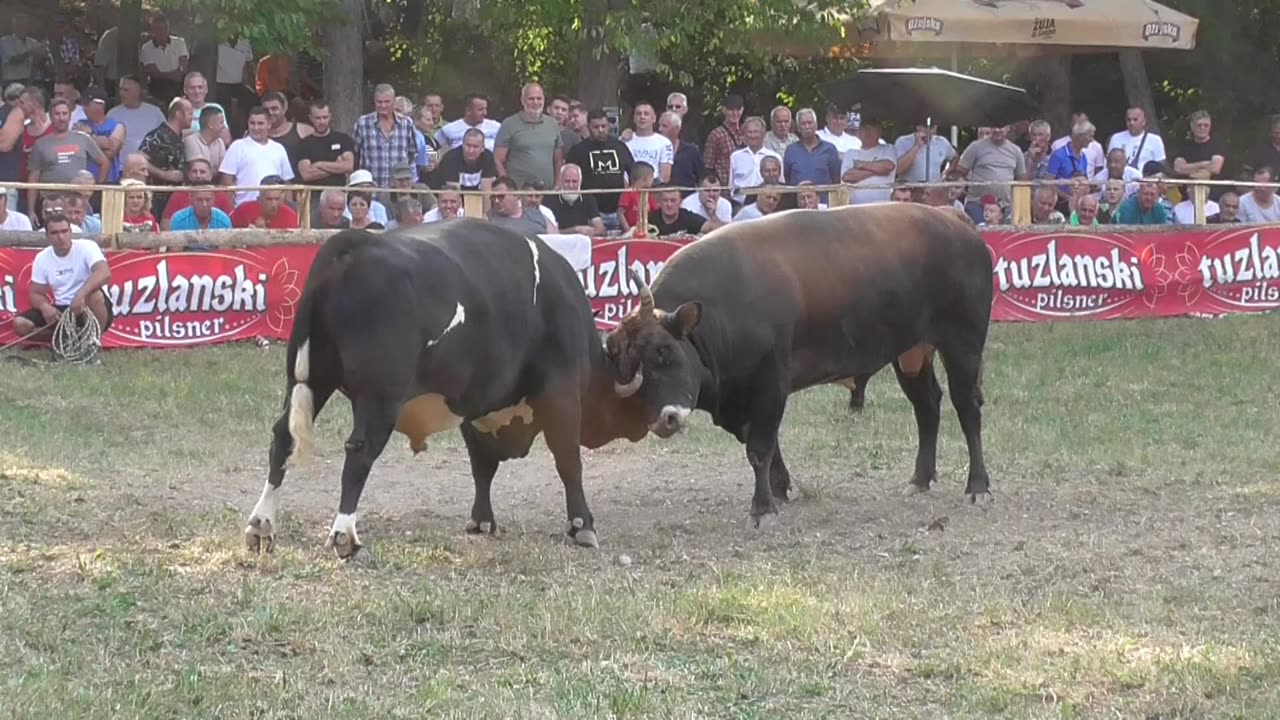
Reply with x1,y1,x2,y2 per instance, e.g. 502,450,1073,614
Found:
285,339,316,467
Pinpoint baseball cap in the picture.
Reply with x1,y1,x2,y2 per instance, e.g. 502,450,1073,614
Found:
348,169,374,186
979,194,1000,206
722,94,744,110
85,86,107,104
391,162,414,181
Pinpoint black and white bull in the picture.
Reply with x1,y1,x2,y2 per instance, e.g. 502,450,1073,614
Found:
243,219,647,558
601,202,995,526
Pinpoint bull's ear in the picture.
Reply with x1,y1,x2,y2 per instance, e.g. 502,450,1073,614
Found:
667,301,702,338
604,330,624,356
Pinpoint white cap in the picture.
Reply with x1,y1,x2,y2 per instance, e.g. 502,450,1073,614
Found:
348,169,374,186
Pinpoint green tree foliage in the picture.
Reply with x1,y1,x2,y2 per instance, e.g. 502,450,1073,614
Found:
153,0,342,54
376,0,867,130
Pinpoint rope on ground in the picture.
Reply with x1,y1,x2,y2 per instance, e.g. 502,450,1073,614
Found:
0,310,102,365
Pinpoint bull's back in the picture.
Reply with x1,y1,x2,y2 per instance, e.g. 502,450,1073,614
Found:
653,204,992,381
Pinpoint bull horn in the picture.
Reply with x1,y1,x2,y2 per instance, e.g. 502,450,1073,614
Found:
614,367,644,398
630,268,655,318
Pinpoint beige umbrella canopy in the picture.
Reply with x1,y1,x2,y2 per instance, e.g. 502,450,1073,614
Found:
764,0,1199,58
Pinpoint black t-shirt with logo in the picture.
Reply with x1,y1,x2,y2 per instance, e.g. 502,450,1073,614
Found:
650,209,706,237
429,147,498,190
566,138,634,213
295,131,357,187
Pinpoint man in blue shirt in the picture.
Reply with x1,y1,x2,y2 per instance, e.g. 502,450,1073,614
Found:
170,189,233,230
1047,120,1092,201
783,107,842,202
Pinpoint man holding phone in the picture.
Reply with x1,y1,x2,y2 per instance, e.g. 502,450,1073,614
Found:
893,121,956,185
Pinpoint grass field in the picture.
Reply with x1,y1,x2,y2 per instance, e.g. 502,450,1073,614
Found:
2,316,1280,719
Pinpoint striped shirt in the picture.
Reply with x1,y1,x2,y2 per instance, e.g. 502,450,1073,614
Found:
353,112,418,189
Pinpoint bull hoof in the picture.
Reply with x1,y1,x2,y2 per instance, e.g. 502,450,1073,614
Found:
244,517,275,554
570,529,600,549
751,511,780,531
908,473,937,495
967,490,994,505
327,531,362,560
465,518,498,535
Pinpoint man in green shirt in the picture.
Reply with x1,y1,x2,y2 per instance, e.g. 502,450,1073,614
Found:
1113,181,1168,225
494,82,563,189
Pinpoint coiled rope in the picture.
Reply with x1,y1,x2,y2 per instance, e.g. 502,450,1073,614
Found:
0,309,102,365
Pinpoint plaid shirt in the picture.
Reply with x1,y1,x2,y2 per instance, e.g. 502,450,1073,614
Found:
353,111,418,188
702,123,744,189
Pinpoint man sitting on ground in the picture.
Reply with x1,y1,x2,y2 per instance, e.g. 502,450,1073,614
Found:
12,210,113,340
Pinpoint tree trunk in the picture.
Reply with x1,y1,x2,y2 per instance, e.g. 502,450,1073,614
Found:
116,0,143,81
577,0,624,111
324,0,365,133
1118,50,1160,135
1034,54,1072,138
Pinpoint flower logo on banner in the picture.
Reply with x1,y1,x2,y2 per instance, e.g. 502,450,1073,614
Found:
268,257,303,333
1139,243,1169,309
1174,241,1204,306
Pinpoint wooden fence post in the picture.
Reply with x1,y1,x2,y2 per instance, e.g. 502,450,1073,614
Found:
1011,185,1032,226
101,185,124,236
1193,183,1208,225
463,191,484,220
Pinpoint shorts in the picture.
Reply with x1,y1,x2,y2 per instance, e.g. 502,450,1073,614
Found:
17,289,115,333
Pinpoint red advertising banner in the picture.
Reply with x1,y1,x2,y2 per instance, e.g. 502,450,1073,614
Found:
985,226,1280,321
579,237,696,328
0,246,319,348
4,225,1280,349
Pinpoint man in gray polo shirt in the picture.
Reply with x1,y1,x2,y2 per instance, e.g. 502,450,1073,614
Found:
494,82,563,189
954,125,1027,224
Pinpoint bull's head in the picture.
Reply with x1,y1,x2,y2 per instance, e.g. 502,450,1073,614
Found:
602,269,703,438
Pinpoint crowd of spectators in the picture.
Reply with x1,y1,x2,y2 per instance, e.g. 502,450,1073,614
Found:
3,12,1280,240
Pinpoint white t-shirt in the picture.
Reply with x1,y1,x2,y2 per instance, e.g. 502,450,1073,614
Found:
625,133,673,176
1173,200,1218,224
219,137,295,206
818,127,861,154
139,37,190,74
1092,166,1143,200
424,207,469,223
0,210,32,231
842,144,898,204
106,102,166,158
436,118,501,151
681,194,732,222
733,203,766,223
217,39,253,85
728,146,783,202
31,239,106,305
1239,192,1280,224
1107,130,1167,172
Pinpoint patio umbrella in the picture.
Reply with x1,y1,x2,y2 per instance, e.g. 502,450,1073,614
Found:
821,67,1040,180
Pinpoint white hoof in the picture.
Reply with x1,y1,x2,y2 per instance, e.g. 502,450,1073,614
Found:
572,529,599,549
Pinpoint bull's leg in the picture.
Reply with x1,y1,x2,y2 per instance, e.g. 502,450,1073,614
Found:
893,357,943,493
532,389,598,548
245,385,335,553
461,428,501,535
327,396,397,559
769,446,793,502
746,363,788,527
940,351,991,501
846,372,874,413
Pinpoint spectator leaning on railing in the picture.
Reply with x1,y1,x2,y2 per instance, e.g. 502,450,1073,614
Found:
681,171,733,223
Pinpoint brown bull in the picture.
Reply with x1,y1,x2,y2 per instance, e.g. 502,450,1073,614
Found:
599,202,995,525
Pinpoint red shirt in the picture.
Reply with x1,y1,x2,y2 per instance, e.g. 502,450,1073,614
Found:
162,190,235,223
618,189,658,231
230,201,300,229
